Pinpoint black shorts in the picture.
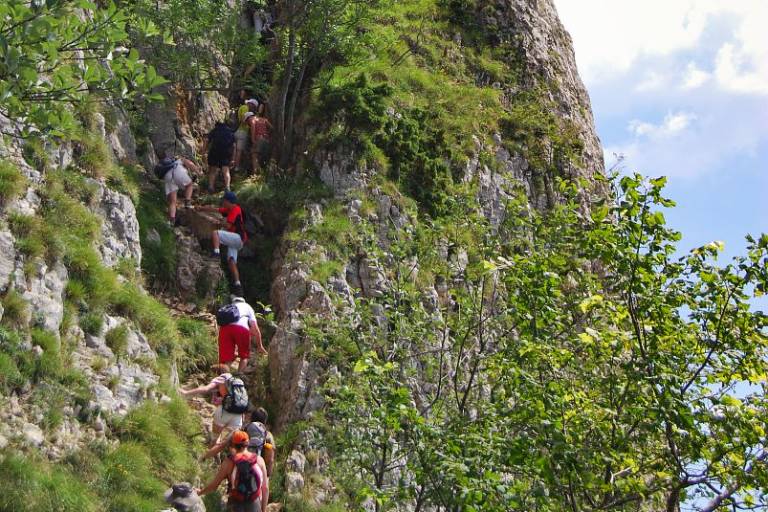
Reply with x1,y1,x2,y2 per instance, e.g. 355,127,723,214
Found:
208,149,233,167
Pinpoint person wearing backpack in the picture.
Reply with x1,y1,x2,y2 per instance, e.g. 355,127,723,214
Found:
154,155,199,226
204,121,236,192
214,296,266,373
179,364,249,445
197,191,248,291
202,408,275,508
198,430,267,512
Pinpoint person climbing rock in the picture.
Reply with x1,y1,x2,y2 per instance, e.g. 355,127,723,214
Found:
178,364,247,445
201,408,275,508
234,91,258,172
215,296,267,372
155,155,199,226
204,120,236,192
164,482,206,512
198,430,268,512
247,103,272,175
197,191,248,291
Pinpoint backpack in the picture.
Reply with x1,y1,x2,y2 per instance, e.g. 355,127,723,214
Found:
245,422,268,455
209,124,235,152
222,376,249,414
216,303,241,326
229,452,261,502
153,157,176,179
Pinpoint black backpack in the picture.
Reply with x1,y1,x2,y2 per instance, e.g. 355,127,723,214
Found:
216,303,241,326
209,123,235,152
222,376,249,414
153,157,176,179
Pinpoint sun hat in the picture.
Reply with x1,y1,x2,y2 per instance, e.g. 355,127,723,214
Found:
222,191,237,204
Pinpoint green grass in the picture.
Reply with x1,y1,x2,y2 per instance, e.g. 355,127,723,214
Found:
0,453,99,512
311,259,344,283
1,289,30,328
105,323,129,358
176,317,217,374
0,160,27,205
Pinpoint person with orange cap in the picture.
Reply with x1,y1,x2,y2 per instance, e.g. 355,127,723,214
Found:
198,430,268,512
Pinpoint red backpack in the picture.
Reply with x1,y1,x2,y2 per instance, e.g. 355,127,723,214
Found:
229,452,262,502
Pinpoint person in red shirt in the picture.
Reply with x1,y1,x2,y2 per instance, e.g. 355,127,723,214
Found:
198,191,247,291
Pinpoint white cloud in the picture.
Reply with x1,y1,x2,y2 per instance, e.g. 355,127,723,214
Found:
635,71,666,92
628,112,697,138
555,0,768,94
682,62,710,89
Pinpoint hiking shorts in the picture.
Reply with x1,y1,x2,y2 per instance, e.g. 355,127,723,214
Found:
219,323,250,363
235,130,249,152
164,165,193,195
213,405,244,430
227,498,261,512
251,138,271,166
208,149,233,168
217,230,243,262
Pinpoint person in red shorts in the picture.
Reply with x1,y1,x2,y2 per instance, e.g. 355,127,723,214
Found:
219,296,267,372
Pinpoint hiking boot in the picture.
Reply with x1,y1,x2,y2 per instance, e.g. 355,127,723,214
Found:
183,199,192,209
210,250,221,258
232,283,244,295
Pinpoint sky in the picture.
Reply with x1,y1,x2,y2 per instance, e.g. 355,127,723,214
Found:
553,0,768,261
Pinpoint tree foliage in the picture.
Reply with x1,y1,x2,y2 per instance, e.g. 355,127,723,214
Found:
0,0,165,137
308,174,768,511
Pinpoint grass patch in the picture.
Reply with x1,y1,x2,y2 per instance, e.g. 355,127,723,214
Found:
1,289,30,329
311,259,344,283
0,453,99,512
176,317,217,375
79,311,104,336
105,323,129,358
0,160,27,205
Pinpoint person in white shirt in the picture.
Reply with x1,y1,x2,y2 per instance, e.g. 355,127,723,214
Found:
218,296,267,372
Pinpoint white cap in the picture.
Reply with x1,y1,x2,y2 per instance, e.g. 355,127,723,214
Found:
231,296,246,303
243,112,255,120
245,98,259,106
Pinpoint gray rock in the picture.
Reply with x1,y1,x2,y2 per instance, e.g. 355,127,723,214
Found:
174,229,224,301
286,450,307,473
0,434,7,449
22,422,44,447
0,229,17,290
284,471,305,495
17,260,67,333
89,179,142,267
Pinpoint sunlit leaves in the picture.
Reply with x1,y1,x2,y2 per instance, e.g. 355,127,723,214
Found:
0,0,163,136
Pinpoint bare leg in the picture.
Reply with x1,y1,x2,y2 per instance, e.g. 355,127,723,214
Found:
228,256,240,284
183,182,193,202
208,166,219,192
211,422,224,446
234,146,242,170
251,149,260,175
212,230,220,250
237,356,248,373
222,166,231,190
167,191,177,221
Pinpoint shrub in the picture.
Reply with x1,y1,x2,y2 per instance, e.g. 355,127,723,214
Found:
176,318,217,376
316,73,392,141
0,160,27,204
109,283,178,356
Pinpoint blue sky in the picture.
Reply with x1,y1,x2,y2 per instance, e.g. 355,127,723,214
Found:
554,0,768,261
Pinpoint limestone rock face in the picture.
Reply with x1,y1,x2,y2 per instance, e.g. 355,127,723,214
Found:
175,229,225,301
91,178,142,267
16,260,68,333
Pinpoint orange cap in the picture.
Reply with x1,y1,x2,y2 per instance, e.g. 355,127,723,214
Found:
232,431,249,446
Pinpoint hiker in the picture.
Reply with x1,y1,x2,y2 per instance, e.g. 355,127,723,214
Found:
201,408,275,507
197,191,248,291
155,156,199,226
234,92,258,171
164,482,206,512
204,121,236,192
247,103,272,174
215,296,267,372
179,364,249,445
198,430,268,512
